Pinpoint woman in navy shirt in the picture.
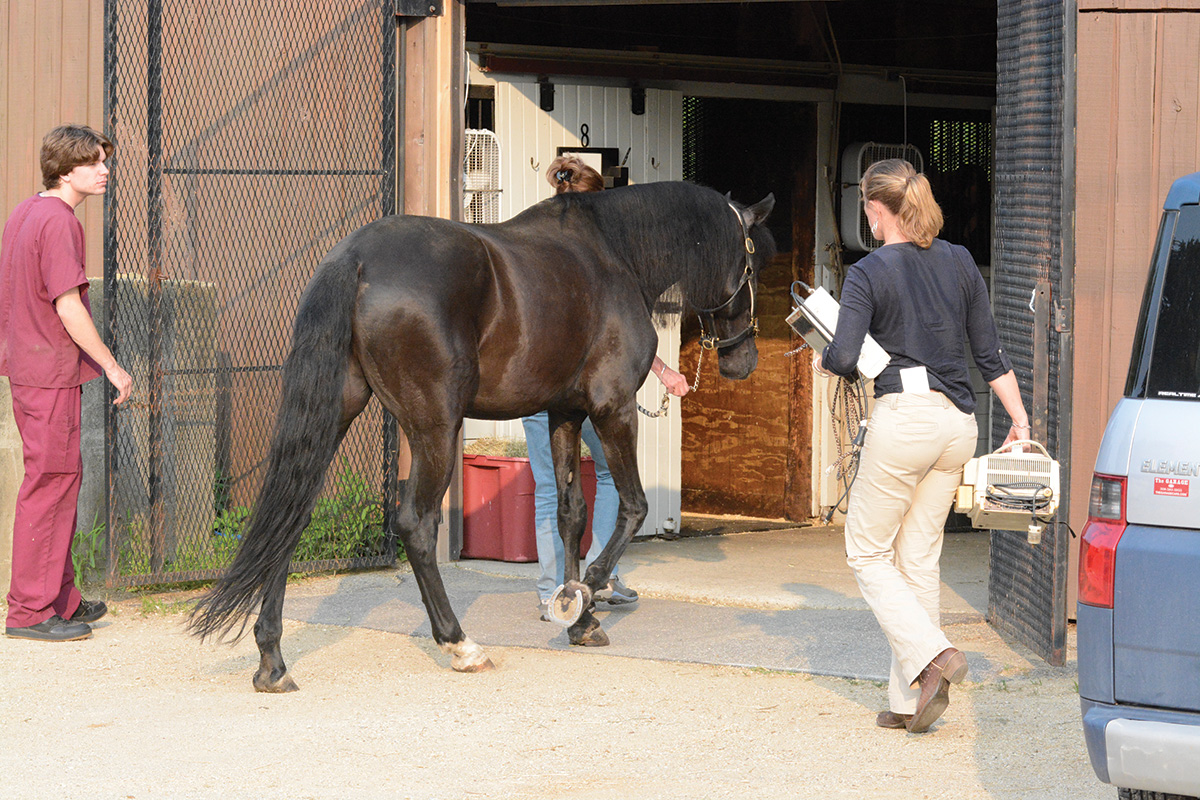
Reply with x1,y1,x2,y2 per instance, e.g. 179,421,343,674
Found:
814,159,1030,733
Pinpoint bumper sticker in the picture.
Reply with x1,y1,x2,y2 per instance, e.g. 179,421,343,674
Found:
1154,477,1190,497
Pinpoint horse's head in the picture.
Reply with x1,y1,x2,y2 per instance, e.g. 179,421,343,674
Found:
698,193,776,380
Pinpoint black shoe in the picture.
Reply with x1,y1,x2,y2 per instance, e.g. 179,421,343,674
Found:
71,599,108,624
5,615,93,642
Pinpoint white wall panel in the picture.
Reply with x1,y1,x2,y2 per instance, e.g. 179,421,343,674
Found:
465,61,684,536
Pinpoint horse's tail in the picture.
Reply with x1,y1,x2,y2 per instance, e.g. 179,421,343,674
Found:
189,255,360,642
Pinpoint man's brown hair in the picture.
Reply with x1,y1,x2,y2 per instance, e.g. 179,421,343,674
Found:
40,124,114,190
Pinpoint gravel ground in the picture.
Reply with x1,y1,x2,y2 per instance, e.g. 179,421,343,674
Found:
1,580,1110,800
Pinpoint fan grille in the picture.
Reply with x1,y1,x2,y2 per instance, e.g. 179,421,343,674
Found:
855,143,924,249
464,129,501,224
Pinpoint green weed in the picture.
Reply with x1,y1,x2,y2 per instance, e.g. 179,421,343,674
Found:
71,514,106,583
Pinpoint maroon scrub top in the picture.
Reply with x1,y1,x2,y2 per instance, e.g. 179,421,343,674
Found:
0,194,101,387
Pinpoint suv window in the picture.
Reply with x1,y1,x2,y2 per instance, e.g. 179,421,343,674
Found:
1126,204,1200,399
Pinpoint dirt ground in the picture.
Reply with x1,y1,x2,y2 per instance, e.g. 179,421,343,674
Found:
1,575,1109,800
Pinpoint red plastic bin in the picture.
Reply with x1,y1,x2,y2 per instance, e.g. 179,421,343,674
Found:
460,454,596,562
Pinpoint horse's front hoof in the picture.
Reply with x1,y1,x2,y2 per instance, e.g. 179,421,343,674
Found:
547,581,591,627
568,615,609,647
253,669,299,693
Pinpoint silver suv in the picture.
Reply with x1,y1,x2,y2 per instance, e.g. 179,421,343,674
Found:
1078,170,1200,799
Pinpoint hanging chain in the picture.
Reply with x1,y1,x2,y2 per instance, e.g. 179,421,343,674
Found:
689,346,704,392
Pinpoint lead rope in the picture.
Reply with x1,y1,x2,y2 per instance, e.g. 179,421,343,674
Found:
636,347,705,418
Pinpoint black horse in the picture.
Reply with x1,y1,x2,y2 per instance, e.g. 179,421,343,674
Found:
189,181,775,691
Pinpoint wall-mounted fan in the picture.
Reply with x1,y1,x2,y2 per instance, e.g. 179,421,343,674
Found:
839,142,924,252
464,129,501,224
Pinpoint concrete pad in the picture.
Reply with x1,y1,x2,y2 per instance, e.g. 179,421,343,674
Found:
281,526,1038,685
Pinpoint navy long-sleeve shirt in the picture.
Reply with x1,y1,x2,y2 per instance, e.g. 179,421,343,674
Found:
821,239,1013,414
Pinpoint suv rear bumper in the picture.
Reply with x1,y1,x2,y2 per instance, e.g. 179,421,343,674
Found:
1081,697,1200,793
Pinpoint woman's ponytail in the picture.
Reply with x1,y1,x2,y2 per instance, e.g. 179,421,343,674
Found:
861,159,943,249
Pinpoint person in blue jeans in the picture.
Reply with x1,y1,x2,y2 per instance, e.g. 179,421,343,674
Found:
523,365,685,620
523,412,622,618
525,156,690,620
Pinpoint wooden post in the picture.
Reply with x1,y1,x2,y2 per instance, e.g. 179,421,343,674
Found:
399,2,465,560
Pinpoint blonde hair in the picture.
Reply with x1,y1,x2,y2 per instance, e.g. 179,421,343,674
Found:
860,158,943,249
41,124,114,190
545,156,604,195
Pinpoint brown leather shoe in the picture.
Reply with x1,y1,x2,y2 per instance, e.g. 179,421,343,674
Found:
876,710,912,729
907,647,968,733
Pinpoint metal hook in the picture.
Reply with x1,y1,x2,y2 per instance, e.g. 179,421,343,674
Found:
530,157,540,172
650,157,659,170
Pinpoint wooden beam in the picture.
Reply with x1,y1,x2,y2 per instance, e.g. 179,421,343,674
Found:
400,2,466,559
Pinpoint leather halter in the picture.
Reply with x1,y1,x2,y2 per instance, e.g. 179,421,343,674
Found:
696,203,759,351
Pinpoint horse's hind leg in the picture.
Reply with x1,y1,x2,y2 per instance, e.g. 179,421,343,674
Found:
253,569,297,693
396,427,493,673
251,362,373,693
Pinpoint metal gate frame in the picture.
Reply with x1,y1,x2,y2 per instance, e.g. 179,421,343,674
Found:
102,0,400,587
988,0,1076,666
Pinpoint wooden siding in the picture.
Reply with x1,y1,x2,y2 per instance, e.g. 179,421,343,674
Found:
1073,10,1200,544
1,0,106,592
2,0,106,276
1080,0,1200,9
464,64,685,535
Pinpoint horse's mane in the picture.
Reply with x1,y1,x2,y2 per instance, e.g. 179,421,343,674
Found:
543,182,765,311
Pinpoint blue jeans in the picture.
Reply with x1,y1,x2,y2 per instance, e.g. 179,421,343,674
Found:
521,411,619,602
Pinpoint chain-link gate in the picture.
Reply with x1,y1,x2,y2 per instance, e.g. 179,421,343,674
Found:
102,0,398,587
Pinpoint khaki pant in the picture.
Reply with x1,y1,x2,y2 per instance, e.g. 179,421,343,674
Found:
844,392,978,714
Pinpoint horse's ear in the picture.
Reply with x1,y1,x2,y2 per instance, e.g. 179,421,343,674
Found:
742,193,775,228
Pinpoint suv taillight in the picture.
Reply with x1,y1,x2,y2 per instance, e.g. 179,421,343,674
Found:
1078,474,1127,608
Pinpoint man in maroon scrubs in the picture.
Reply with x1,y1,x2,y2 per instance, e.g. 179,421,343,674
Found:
1,124,132,641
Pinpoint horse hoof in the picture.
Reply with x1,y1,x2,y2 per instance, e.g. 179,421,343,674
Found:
454,657,496,673
442,637,494,673
569,621,610,647
546,582,587,627
253,670,299,693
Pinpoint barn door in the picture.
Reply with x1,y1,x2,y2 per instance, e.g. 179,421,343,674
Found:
988,0,1072,665
102,0,400,587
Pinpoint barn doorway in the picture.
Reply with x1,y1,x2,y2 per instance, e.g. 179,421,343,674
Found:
679,97,818,522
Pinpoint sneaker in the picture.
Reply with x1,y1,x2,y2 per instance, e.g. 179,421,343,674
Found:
537,600,551,622
594,576,638,605
5,615,93,642
70,599,108,624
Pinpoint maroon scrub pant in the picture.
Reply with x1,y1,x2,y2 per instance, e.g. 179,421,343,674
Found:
6,383,83,628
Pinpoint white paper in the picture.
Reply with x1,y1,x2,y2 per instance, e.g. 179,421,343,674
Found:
900,365,930,393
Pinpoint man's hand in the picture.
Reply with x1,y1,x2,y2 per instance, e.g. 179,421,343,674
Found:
106,363,132,405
